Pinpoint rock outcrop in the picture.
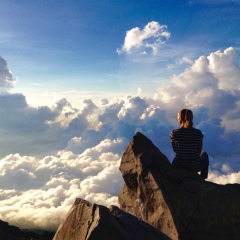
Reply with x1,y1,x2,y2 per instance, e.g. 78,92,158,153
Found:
118,132,240,240
53,132,240,240
53,198,171,240
0,219,54,240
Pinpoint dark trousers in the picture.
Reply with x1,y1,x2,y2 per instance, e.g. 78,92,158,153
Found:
173,152,209,179
200,151,209,179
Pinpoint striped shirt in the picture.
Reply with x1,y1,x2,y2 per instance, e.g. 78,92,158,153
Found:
170,127,203,170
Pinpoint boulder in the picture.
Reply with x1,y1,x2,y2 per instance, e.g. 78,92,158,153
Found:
53,198,171,240
118,132,240,240
0,219,54,240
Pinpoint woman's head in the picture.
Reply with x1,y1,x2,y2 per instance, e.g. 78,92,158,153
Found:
178,108,193,128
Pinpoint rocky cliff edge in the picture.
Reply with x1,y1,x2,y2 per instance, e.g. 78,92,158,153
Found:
54,132,240,240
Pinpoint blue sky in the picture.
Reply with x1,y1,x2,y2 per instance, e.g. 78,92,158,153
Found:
1,0,239,105
0,0,240,231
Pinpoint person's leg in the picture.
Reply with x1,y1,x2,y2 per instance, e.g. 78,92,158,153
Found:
200,152,209,179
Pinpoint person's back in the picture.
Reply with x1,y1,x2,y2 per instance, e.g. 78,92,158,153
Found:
170,108,209,179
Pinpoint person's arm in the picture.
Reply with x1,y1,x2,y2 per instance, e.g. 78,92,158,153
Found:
171,140,177,153
198,139,203,154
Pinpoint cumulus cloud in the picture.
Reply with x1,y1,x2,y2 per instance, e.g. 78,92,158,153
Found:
154,47,240,121
117,21,170,55
0,47,240,231
0,56,15,89
208,47,240,90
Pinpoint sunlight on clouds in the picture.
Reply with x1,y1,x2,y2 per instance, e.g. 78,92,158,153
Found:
117,21,170,55
209,171,240,185
208,47,240,90
137,87,142,95
84,193,119,207
155,47,240,129
0,141,123,230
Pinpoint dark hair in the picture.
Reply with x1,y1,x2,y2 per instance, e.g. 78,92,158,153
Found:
179,108,193,128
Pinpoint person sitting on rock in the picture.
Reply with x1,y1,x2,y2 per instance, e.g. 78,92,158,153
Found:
170,108,209,179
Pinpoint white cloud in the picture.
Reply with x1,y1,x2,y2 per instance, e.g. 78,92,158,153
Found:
208,47,240,90
208,171,240,184
100,98,109,105
117,21,170,55
155,47,240,124
0,56,15,89
176,57,194,65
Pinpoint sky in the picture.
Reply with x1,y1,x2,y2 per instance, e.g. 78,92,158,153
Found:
0,0,240,231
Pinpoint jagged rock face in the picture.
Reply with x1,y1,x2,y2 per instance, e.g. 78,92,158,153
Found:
118,132,178,239
0,219,54,240
118,132,240,240
53,198,171,240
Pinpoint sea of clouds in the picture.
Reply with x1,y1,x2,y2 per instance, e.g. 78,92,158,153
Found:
0,46,240,231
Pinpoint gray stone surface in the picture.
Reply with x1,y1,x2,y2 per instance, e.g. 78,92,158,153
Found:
53,198,171,240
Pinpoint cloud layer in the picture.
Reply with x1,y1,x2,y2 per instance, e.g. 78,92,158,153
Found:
0,47,240,231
